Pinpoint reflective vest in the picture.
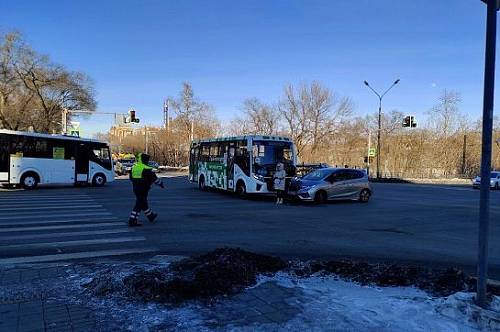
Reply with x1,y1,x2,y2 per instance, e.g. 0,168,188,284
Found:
131,155,152,179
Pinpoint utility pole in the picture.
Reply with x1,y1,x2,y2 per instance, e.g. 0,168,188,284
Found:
462,134,467,176
364,79,400,179
144,126,149,154
163,99,170,131
477,0,499,308
367,130,371,176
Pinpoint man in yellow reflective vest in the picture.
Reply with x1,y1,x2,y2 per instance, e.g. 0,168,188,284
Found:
128,153,164,227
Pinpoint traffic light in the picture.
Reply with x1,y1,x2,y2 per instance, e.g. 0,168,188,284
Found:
127,109,140,123
403,115,417,128
403,116,411,127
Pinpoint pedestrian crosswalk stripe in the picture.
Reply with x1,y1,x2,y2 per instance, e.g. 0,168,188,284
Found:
0,204,102,212
0,236,146,250
0,195,91,201
0,191,157,264
1,228,132,241
0,247,158,264
0,217,118,226
0,199,95,206
0,222,125,233
0,212,113,220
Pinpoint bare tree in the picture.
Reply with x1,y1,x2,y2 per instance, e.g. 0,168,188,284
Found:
230,98,280,135
169,82,219,142
428,90,463,137
0,31,96,133
278,81,353,161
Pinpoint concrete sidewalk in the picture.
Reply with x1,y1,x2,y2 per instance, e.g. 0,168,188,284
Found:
0,266,97,332
0,264,304,332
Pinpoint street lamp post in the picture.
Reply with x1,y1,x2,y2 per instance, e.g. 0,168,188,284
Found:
477,0,499,308
363,79,400,179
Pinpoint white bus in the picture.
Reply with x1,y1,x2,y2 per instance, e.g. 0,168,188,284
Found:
0,129,114,189
189,135,297,196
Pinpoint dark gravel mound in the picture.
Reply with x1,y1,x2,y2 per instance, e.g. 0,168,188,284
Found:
293,260,474,296
123,248,287,303
83,275,121,296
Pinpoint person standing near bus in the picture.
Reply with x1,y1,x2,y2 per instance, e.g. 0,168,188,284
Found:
274,162,286,205
128,153,164,227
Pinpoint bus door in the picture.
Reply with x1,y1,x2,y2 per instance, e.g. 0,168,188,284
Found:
227,142,235,190
189,145,199,182
75,143,90,182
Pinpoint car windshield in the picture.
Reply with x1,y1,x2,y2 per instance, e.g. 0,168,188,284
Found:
302,169,332,181
491,172,499,178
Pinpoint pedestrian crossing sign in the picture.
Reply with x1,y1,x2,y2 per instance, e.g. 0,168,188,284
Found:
368,148,376,157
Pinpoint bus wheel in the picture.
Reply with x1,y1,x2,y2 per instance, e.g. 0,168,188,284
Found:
199,176,206,190
92,173,106,187
21,172,39,190
236,181,246,198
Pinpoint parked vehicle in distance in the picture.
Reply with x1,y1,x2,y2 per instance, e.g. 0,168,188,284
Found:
288,167,371,203
148,161,160,173
114,158,135,175
472,171,500,189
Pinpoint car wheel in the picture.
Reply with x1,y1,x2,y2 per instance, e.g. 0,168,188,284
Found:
359,189,371,203
236,181,246,198
314,191,327,204
92,173,106,187
21,172,39,190
199,176,206,190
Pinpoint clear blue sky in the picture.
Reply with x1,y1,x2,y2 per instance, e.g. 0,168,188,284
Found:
1,0,496,136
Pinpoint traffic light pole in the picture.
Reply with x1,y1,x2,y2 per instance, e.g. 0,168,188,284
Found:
477,0,498,308
61,109,138,135
377,99,382,179
364,79,400,179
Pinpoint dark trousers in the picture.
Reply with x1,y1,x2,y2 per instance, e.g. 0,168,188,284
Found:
129,189,153,222
276,190,285,199
133,190,149,213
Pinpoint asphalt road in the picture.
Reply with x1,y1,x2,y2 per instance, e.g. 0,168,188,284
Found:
2,176,500,277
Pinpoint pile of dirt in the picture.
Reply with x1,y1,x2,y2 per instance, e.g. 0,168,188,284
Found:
122,247,287,303
292,260,474,296
83,274,121,296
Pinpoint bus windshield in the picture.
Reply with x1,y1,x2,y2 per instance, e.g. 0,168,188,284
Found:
252,141,294,176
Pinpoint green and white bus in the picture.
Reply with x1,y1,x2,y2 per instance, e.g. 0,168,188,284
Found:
189,135,297,196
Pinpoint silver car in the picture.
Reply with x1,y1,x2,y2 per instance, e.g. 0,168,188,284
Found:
472,171,500,189
288,168,372,203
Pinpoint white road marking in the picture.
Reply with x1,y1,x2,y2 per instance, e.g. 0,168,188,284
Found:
0,236,146,250
0,222,125,232
0,217,118,226
0,195,90,200
0,204,102,211
0,212,113,220
0,247,157,264
0,199,95,206
1,228,132,241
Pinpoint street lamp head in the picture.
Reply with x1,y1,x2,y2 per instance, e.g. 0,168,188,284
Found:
364,81,369,86
394,79,400,85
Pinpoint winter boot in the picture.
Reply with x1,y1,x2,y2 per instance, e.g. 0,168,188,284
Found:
128,219,142,227
128,211,142,227
147,212,158,223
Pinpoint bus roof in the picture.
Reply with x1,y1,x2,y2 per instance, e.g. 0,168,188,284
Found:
0,129,107,144
192,135,292,144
